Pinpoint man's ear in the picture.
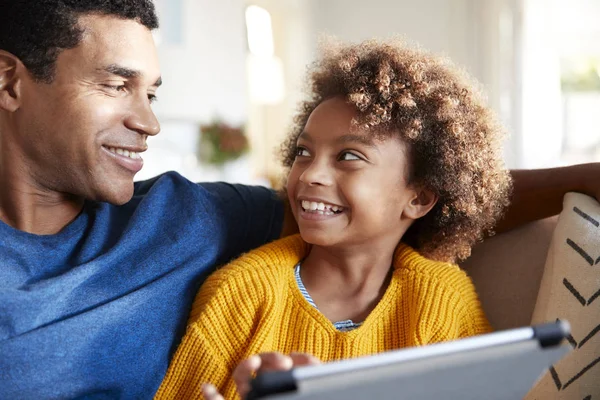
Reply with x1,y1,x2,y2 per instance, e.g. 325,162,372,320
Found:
403,188,438,220
0,50,22,112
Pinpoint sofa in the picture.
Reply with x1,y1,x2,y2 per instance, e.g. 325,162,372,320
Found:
461,193,600,398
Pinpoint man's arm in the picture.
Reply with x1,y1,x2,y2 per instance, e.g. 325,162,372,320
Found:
496,163,600,233
195,182,284,264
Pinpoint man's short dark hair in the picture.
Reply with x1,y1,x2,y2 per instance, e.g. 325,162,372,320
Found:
0,0,159,83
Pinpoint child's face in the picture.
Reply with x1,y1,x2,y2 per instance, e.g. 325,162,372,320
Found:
287,96,417,249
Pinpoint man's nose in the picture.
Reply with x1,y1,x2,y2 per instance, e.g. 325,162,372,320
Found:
125,97,160,137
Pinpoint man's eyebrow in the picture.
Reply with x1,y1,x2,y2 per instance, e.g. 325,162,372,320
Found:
100,64,162,87
102,64,140,78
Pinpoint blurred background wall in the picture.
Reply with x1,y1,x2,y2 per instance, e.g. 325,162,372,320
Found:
137,0,600,186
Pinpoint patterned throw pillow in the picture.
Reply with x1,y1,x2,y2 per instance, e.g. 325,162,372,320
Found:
526,193,600,399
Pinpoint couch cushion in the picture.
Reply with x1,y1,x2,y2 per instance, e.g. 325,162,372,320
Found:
461,217,556,330
525,193,600,399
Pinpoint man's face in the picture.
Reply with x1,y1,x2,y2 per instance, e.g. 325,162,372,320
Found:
14,14,161,204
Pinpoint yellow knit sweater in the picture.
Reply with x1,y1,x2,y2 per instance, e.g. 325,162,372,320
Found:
155,235,491,399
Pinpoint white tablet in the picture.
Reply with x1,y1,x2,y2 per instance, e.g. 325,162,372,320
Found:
247,321,571,400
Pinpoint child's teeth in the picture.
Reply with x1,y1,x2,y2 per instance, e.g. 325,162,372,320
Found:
301,200,344,213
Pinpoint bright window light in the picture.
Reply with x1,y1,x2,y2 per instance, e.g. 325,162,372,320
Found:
245,5,274,57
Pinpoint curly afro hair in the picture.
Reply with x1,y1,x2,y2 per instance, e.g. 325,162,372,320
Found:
281,38,512,262
0,0,159,83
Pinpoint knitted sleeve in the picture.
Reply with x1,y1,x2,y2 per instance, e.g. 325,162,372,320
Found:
155,266,263,400
154,324,233,399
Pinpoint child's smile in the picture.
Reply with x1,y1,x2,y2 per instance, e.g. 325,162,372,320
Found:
300,199,344,215
298,198,345,220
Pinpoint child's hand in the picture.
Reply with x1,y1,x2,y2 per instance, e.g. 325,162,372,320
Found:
233,352,321,399
201,383,224,400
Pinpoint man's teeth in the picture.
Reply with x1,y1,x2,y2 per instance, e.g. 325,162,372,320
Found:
107,147,141,160
301,200,343,214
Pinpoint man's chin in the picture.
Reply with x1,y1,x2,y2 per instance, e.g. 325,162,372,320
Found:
94,180,135,205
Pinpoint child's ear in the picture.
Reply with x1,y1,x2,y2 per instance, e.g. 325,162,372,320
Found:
403,188,438,220
0,51,22,112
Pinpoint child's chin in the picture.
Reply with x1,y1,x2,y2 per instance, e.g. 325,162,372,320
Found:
299,230,338,247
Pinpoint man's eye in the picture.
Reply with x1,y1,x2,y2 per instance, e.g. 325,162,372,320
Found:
339,152,361,161
296,147,310,157
102,84,127,92
148,94,158,104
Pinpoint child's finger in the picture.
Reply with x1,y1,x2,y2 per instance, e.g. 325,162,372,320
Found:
254,352,293,372
201,383,224,400
233,355,261,398
233,353,294,399
289,352,321,366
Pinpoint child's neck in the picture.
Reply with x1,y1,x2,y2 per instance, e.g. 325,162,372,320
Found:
299,242,396,324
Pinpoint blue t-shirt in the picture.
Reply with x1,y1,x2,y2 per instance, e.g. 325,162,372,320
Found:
0,172,283,399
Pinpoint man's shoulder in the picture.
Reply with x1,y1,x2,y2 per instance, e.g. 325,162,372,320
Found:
129,171,284,260
133,171,200,196
132,171,276,204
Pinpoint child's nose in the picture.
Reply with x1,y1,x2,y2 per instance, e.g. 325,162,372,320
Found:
299,160,333,186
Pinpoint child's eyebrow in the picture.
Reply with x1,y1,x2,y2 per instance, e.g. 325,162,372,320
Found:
336,134,378,150
298,131,313,142
299,131,378,149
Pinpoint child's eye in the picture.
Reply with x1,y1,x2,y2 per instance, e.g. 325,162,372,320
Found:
339,151,362,161
296,147,310,157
